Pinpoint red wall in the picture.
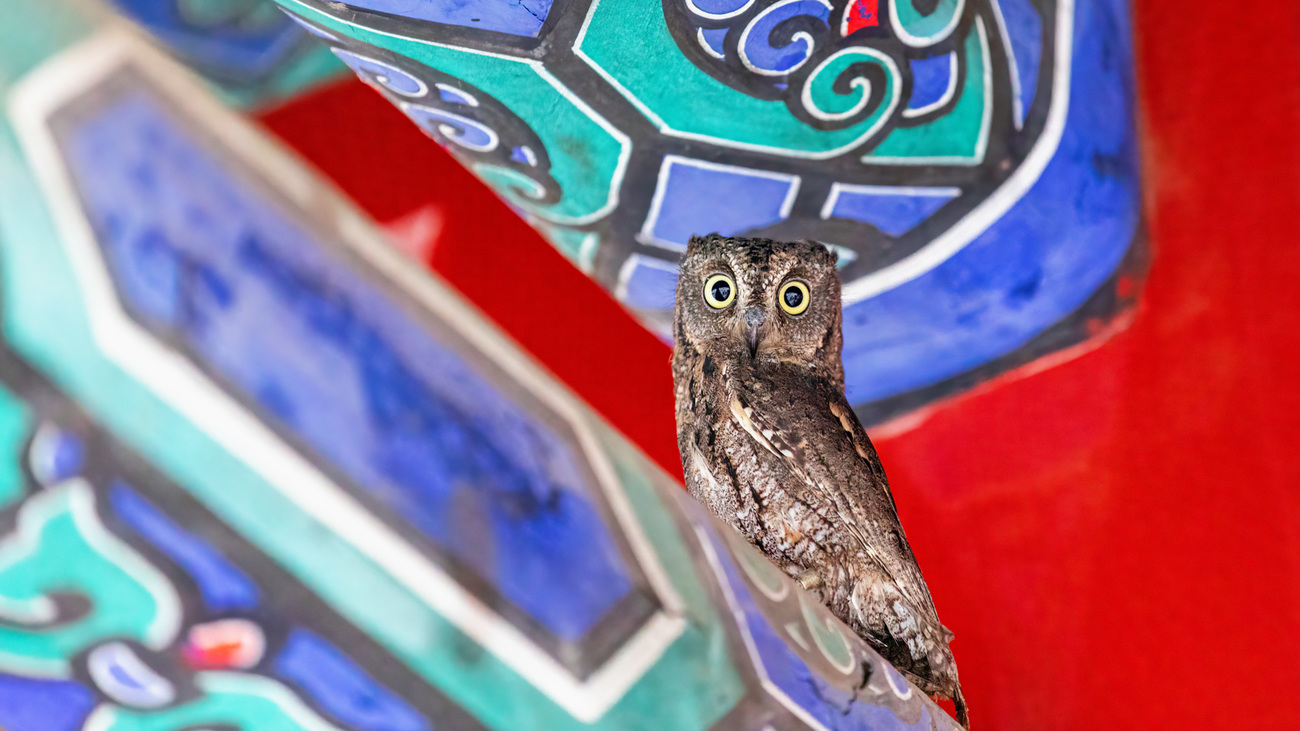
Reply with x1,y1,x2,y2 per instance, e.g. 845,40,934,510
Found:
259,0,1300,725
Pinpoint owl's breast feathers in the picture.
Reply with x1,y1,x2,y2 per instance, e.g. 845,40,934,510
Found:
674,348,964,720
724,369,939,616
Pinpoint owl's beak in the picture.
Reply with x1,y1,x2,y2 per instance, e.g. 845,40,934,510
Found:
744,308,766,357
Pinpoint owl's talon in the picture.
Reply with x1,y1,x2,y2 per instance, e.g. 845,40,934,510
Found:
794,569,823,591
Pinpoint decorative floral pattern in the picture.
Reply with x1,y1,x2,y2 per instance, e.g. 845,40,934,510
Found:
281,0,1144,423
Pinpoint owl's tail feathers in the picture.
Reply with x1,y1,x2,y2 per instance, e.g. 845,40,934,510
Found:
845,578,967,726
925,627,967,728
952,686,970,729
940,626,968,727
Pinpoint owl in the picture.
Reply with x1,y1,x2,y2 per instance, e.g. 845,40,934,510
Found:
672,234,967,726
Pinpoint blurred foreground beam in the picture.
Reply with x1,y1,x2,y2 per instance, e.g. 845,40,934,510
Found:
0,2,960,729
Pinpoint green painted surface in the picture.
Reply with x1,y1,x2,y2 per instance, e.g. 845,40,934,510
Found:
802,47,899,126
287,1,626,227
0,384,30,511
90,672,345,730
866,22,990,161
0,9,742,728
594,432,746,731
892,0,964,43
575,0,897,156
0,482,178,676
539,224,599,271
0,0,99,87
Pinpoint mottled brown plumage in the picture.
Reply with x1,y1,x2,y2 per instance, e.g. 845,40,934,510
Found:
672,234,967,726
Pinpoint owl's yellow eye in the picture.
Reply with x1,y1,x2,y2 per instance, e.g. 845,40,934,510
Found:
703,274,736,309
778,280,810,316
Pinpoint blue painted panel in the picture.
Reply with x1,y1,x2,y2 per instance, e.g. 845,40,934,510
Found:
738,0,831,74
998,0,1043,125
841,0,1139,402
648,158,797,249
699,27,727,58
109,483,261,611
276,629,429,731
29,425,84,485
58,89,633,640
825,186,959,237
332,49,427,97
621,255,680,311
342,0,555,38
0,674,94,731
691,0,752,13
108,0,306,78
907,53,955,112
706,531,934,730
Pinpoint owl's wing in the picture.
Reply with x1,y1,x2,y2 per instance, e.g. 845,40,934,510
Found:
727,385,938,617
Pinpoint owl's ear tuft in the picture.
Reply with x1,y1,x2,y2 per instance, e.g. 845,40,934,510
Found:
685,233,721,255
805,239,838,267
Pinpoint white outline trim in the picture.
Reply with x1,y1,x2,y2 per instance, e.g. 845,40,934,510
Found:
513,144,539,166
842,0,1074,304
574,0,900,160
685,0,757,20
839,0,878,37
737,0,832,77
825,243,858,267
400,100,500,152
988,0,1027,129
693,522,829,731
901,51,959,119
800,45,900,124
434,82,479,107
819,183,961,221
530,64,633,225
692,520,958,731
0,480,182,678
616,254,680,304
28,422,74,486
82,672,350,730
87,642,177,708
330,48,429,98
284,0,630,228
637,155,801,252
574,0,671,130
576,231,601,272
889,0,966,48
861,15,992,166
883,663,915,700
696,27,726,60
8,30,683,722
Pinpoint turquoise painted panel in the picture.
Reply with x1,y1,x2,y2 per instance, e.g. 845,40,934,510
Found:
0,5,960,729
271,0,1144,425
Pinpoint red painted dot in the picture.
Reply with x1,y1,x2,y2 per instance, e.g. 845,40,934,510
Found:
842,0,879,36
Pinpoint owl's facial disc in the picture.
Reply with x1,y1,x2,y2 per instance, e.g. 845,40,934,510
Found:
677,236,843,382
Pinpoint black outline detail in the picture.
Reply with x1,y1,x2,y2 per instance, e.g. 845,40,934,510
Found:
0,345,491,730
275,1,1144,433
42,66,663,681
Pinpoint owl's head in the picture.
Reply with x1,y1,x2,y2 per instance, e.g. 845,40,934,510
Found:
674,234,844,382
